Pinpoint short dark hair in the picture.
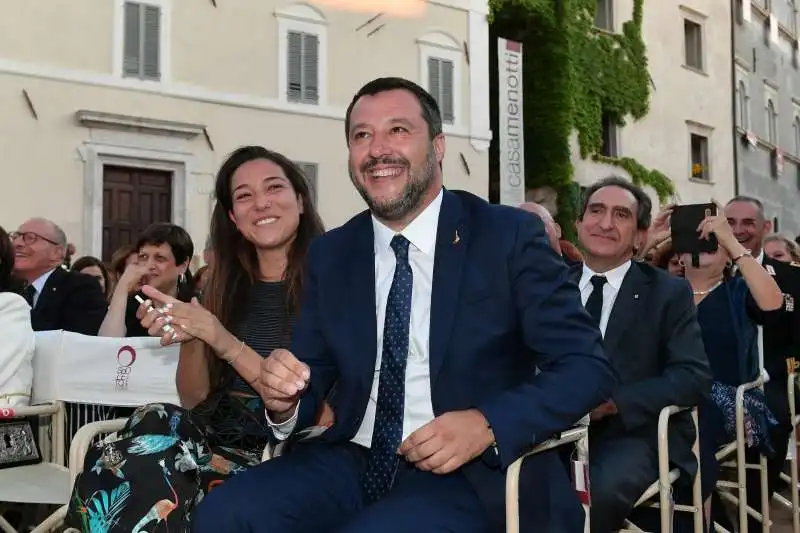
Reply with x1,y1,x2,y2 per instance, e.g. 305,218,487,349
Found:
344,77,442,141
726,195,765,219
135,223,194,265
579,176,653,230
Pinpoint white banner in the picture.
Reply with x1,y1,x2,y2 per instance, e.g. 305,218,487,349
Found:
497,37,525,206
32,331,180,406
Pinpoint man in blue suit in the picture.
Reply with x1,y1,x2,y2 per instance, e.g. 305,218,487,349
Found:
193,77,615,533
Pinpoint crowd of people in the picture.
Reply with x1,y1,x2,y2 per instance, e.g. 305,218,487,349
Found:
1,75,800,533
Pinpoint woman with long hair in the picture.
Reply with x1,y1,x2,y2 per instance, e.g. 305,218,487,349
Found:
66,146,325,532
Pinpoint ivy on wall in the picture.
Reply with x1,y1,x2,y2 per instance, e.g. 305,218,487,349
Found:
489,0,675,240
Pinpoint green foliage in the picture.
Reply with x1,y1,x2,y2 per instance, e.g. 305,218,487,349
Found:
489,0,674,240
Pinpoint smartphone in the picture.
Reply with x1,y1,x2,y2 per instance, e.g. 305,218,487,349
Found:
670,203,719,254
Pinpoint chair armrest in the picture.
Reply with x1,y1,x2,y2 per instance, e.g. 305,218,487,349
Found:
68,418,128,484
0,400,61,419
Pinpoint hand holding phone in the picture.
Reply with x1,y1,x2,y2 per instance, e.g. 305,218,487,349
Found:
669,202,719,255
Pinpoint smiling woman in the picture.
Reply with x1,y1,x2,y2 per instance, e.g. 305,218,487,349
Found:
66,147,329,532
98,222,195,339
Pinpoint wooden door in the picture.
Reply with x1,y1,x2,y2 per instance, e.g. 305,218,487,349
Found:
102,165,172,261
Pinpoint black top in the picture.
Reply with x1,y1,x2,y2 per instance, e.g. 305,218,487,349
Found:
194,280,295,452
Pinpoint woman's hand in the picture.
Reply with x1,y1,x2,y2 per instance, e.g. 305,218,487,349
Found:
118,262,150,294
696,201,745,258
140,285,236,354
651,203,674,235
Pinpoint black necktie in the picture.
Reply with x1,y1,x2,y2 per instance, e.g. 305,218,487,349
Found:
362,235,413,502
585,275,607,326
22,285,36,306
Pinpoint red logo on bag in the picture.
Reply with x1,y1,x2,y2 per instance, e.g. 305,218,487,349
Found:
114,345,137,390
0,407,15,419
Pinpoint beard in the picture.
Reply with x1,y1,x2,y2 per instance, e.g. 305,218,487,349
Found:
349,145,437,221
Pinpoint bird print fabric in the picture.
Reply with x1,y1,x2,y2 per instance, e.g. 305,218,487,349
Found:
66,403,261,532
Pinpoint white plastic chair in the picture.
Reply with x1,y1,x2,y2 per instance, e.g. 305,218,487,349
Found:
0,401,68,533
262,418,591,533
618,405,704,533
713,327,772,533
773,369,800,533
506,417,590,533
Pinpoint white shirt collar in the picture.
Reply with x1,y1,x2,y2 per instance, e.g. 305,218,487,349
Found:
755,250,764,265
579,260,632,292
372,189,443,256
32,268,56,295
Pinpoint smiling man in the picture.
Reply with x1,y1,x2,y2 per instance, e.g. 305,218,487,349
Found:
572,177,710,532
193,77,616,533
11,217,107,335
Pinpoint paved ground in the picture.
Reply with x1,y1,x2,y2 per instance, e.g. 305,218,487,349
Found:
772,502,795,532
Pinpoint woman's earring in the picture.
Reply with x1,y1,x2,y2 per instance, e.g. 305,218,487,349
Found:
678,259,685,267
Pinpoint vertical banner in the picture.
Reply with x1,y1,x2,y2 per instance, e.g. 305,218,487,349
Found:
497,38,525,206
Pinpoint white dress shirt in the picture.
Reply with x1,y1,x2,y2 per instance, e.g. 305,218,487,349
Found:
269,191,442,444
0,293,35,406
578,261,632,337
30,268,56,308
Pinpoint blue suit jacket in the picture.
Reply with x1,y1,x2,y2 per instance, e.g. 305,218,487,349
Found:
289,189,616,531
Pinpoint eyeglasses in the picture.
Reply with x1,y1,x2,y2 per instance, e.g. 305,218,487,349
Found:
9,231,61,246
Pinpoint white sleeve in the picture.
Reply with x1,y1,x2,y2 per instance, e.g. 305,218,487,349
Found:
264,403,300,441
0,294,35,406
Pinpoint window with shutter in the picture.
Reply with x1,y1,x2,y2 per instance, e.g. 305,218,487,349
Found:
296,162,318,203
122,1,161,81
287,31,320,104
427,57,455,124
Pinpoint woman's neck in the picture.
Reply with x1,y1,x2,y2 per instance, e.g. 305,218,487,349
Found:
256,248,288,282
684,269,724,293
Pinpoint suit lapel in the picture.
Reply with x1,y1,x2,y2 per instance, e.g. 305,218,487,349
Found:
31,268,63,322
429,191,468,389
347,212,379,392
602,262,650,360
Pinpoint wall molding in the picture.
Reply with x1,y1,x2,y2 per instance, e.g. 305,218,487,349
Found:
0,57,491,144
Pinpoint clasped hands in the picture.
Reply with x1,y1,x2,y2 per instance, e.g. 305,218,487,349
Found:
261,348,496,474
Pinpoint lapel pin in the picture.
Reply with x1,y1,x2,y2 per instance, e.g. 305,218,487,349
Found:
453,230,460,245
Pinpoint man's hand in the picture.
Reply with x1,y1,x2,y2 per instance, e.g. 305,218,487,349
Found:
590,400,618,421
398,409,494,475
260,348,310,420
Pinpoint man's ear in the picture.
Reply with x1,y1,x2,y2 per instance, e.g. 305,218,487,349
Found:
554,223,563,240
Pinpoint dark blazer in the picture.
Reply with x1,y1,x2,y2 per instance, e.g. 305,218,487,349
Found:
31,267,108,335
289,189,616,531
759,256,800,421
569,261,711,475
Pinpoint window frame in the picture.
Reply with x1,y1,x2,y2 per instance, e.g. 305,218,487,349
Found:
683,17,705,72
418,32,463,130
276,5,328,106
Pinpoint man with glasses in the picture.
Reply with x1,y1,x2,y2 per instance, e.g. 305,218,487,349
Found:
11,217,107,335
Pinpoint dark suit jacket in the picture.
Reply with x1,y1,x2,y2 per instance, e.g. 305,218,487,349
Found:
31,267,108,335
289,189,616,531
759,256,800,422
569,261,711,475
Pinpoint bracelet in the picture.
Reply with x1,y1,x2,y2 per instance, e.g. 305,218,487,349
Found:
731,250,752,264
224,340,245,365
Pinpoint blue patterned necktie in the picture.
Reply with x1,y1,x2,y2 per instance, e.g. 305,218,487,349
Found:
362,234,413,502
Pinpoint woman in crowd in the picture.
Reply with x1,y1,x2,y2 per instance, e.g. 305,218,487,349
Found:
98,222,195,337
678,207,783,525
763,233,800,264
72,255,113,300
66,146,326,532
0,225,34,407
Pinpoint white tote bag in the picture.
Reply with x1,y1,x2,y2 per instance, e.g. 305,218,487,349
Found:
32,331,180,406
